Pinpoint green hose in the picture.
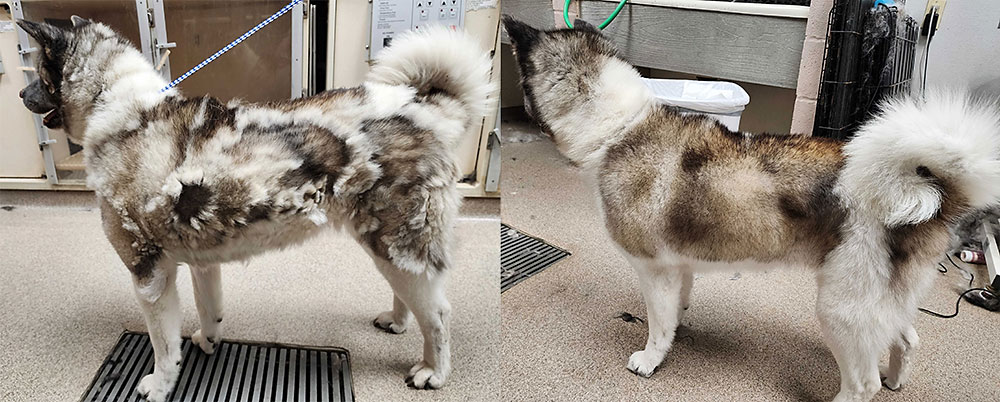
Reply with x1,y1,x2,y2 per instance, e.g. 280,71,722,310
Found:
563,0,628,30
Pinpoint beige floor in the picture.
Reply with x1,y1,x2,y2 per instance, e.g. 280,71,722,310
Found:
499,114,1000,402
0,191,499,402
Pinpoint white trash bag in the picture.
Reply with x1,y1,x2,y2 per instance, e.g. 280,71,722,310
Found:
641,78,751,131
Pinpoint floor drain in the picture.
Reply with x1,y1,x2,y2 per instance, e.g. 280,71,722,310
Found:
501,223,570,292
81,332,353,402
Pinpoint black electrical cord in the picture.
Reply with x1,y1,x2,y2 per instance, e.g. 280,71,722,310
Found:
936,262,948,273
919,8,939,96
918,255,989,319
918,287,988,319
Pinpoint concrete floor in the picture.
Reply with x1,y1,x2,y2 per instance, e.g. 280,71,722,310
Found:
499,112,1000,402
0,191,499,402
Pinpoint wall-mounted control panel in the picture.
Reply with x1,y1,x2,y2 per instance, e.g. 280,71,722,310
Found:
369,0,465,59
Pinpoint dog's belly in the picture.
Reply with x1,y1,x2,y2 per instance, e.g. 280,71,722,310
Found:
168,213,331,266
647,246,814,272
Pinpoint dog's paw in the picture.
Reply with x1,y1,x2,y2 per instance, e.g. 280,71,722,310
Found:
135,373,172,402
627,350,662,378
879,364,903,391
372,311,407,334
191,330,216,355
404,361,447,389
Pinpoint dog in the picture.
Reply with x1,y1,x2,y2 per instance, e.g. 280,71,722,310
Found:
502,17,1000,401
17,16,493,401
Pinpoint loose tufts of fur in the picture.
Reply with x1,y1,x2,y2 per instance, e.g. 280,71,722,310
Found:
368,26,495,147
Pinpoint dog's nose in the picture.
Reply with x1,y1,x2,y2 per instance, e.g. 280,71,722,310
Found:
19,88,25,99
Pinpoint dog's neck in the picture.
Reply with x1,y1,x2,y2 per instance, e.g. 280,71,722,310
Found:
77,48,175,148
533,57,655,171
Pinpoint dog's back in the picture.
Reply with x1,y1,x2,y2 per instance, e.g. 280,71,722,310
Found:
599,106,847,267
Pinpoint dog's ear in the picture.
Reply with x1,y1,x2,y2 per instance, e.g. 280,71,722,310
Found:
16,19,67,47
573,19,600,33
70,15,92,28
501,15,540,50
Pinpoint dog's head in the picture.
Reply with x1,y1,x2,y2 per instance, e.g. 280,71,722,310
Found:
16,18,76,131
500,16,620,133
17,16,126,141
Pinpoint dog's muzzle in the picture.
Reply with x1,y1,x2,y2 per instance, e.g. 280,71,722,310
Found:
20,80,63,129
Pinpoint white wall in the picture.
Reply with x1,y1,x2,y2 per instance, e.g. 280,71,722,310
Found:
904,0,1000,94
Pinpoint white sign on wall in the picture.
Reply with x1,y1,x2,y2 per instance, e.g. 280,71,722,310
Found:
369,0,466,59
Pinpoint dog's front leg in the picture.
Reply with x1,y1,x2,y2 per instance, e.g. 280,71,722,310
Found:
373,257,452,389
626,257,685,378
190,263,223,355
131,260,183,402
881,325,918,391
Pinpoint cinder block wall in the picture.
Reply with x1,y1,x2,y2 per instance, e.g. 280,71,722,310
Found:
790,0,834,135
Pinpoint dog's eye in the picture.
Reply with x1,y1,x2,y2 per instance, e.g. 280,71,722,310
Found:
915,165,932,178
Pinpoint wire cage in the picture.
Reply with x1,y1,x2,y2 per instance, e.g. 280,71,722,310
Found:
814,0,919,139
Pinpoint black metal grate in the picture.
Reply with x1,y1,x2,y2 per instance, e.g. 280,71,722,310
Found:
814,0,918,139
500,224,570,292
81,332,353,402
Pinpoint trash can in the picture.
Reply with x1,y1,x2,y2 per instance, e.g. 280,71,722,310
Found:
641,78,751,132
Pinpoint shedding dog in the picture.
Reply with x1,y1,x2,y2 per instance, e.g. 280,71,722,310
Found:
502,17,1000,401
17,16,492,401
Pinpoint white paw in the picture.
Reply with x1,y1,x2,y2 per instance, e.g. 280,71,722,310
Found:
627,350,663,378
191,330,216,354
372,311,407,334
405,361,447,389
879,364,903,391
135,373,172,402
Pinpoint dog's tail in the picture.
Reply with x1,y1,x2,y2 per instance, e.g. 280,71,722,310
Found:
840,90,1000,226
368,26,494,146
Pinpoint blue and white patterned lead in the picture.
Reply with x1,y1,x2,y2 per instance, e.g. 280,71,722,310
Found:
160,0,305,93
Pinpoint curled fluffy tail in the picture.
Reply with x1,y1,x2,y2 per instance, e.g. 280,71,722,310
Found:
841,90,1000,226
368,26,494,142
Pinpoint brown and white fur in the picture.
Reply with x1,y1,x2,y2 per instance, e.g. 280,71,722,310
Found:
502,17,1000,401
17,17,492,401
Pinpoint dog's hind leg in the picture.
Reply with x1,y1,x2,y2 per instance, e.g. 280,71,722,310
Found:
372,257,452,389
881,325,918,391
373,293,414,334
626,256,685,378
819,322,883,402
817,295,885,401
131,259,183,402
189,263,223,354
678,270,694,319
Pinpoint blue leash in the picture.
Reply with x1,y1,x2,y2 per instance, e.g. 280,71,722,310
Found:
160,0,304,93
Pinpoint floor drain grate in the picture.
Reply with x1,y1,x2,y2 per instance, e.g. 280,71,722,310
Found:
81,331,353,402
501,223,570,292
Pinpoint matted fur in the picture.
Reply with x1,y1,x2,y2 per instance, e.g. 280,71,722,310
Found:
18,17,493,401
503,16,1000,402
